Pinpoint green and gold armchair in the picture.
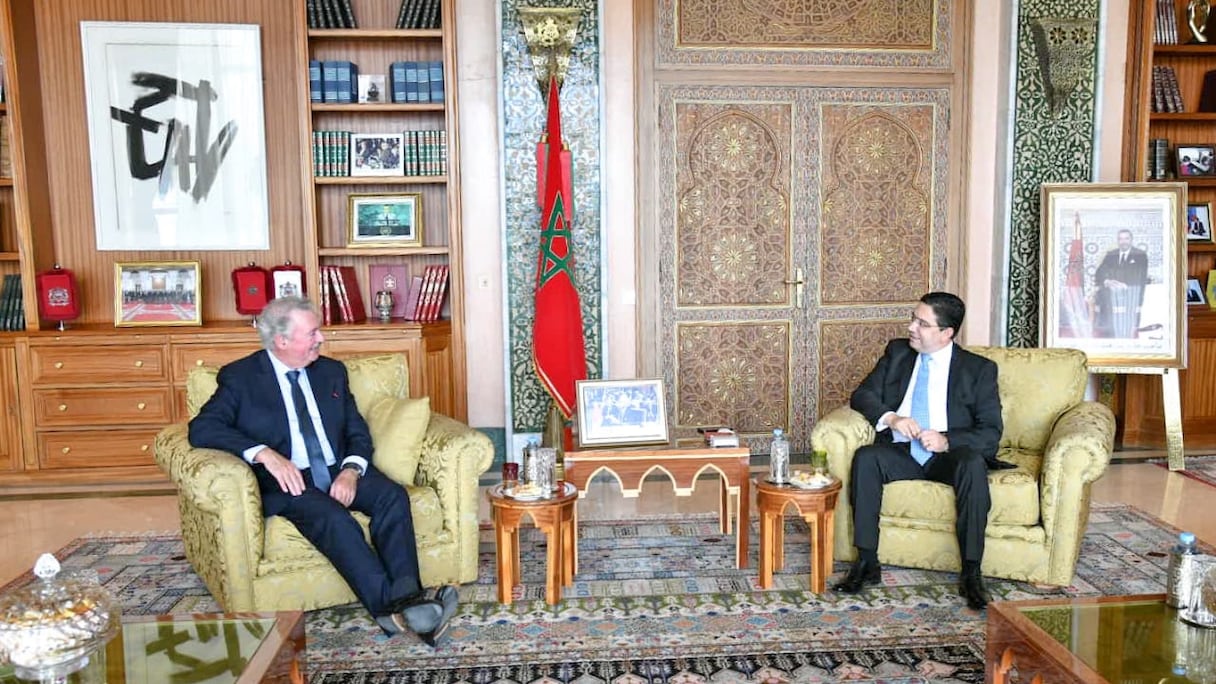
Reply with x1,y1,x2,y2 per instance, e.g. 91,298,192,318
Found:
153,353,493,612
811,346,1115,586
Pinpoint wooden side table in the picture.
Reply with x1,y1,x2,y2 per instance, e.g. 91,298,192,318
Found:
755,478,842,592
486,482,578,605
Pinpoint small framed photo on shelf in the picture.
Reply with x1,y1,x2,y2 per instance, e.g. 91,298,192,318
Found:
575,378,670,448
1176,144,1215,177
1188,203,1213,242
357,74,386,104
1187,278,1207,306
272,268,304,299
350,133,404,176
347,193,423,247
1208,270,1216,311
114,261,201,327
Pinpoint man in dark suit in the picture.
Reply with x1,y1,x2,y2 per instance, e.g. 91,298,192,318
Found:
833,292,1009,610
188,296,456,646
1092,229,1148,339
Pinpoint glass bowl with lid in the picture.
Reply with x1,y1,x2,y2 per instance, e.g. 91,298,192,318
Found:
0,553,120,680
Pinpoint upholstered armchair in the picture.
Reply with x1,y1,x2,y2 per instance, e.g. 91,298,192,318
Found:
811,346,1115,586
153,353,493,612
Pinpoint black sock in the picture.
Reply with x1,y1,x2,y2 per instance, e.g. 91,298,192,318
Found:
858,547,878,564
962,560,981,576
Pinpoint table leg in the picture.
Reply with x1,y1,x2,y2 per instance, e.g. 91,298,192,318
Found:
544,522,562,604
719,476,731,534
495,520,515,605
823,508,835,584
736,471,750,569
562,503,575,586
511,527,521,587
774,506,785,572
759,509,775,589
807,512,825,593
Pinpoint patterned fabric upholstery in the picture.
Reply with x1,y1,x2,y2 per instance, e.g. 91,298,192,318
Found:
811,346,1114,586
154,353,493,612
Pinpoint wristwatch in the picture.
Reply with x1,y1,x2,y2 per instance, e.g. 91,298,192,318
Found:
341,462,365,478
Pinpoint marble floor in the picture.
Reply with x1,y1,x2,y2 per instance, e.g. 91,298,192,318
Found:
0,460,1211,587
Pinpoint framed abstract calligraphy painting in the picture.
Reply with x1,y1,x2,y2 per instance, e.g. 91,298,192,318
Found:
80,22,270,251
1039,182,1187,369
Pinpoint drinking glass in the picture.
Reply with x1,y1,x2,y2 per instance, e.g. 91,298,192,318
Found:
810,450,829,477
501,462,519,487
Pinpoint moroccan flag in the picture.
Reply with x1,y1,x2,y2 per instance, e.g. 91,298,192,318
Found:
532,75,586,418
1060,211,1092,339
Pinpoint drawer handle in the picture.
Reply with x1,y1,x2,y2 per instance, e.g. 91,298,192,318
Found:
140,444,149,452
134,360,144,368
61,447,70,454
137,402,147,410
58,404,67,412
195,359,204,366
54,362,63,369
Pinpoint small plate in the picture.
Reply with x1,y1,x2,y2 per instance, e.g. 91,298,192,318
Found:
788,475,836,490
505,487,546,501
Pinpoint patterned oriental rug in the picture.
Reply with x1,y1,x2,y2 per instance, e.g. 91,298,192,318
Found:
1154,454,1216,488
9,503,1184,684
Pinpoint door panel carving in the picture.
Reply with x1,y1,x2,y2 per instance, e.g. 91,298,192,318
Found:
676,322,790,433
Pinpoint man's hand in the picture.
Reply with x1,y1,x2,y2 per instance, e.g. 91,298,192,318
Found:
330,468,359,507
888,414,922,440
254,448,305,496
918,429,948,454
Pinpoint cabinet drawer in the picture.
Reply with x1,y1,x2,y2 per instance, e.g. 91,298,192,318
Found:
37,429,160,469
171,344,256,382
33,388,174,426
30,346,168,384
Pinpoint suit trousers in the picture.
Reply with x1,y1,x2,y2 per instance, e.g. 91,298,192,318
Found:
259,463,423,616
848,442,991,563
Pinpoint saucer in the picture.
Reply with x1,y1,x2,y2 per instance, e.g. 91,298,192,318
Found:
505,486,546,501
788,475,836,490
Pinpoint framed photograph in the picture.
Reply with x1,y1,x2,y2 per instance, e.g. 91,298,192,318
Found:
357,74,386,104
272,269,304,299
1188,203,1213,242
1187,278,1207,306
347,193,423,247
80,22,269,251
575,378,669,448
1208,270,1216,312
114,261,202,327
1176,144,1216,177
1039,183,1187,368
350,133,404,176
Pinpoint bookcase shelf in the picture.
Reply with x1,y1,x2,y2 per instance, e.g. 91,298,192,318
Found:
0,178,12,186
0,251,17,261
317,246,449,257
1149,112,1216,120
314,175,447,185
311,102,443,112
1154,44,1216,55
307,28,442,40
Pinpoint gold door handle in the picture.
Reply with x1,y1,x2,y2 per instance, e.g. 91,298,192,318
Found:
783,267,806,309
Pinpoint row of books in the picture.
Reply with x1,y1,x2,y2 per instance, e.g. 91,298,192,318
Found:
1152,65,1185,113
306,0,356,29
0,274,24,332
312,130,447,177
319,264,449,325
0,116,10,178
309,61,445,104
395,0,442,30
1154,0,1181,45
1148,138,1170,180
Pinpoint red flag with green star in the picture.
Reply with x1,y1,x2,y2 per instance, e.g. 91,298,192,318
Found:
532,75,586,419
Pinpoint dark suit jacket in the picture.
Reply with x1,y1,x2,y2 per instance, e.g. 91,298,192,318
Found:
850,339,1003,464
188,351,373,509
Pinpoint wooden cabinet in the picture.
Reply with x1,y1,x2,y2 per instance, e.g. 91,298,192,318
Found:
1122,1,1216,448
0,344,19,474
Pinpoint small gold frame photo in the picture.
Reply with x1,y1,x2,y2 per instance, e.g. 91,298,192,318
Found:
347,193,423,248
114,261,202,327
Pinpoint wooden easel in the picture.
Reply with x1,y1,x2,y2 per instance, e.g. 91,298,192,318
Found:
1092,365,1185,470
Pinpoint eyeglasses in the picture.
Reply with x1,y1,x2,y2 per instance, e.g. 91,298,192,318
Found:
910,314,942,330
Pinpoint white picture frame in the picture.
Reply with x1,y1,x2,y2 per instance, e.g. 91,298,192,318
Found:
80,22,270,251
575,378,670,448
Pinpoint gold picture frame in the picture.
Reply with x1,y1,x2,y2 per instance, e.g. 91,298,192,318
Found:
1039,182,1187,369
347,193,423,248
114,261,202,327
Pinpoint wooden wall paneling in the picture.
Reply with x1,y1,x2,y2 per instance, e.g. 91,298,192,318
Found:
30,0,310,325
0,343,19,472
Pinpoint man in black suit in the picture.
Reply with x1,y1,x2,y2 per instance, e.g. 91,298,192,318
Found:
1092,229,1148,339
188,296,456,646
833,292,1009,610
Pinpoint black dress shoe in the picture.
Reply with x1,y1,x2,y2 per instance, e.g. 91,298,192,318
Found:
833,558,882,594
435,585,459,625
374,598,442,638
958,571,992,610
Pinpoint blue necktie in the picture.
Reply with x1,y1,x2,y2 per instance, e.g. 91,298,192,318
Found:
287,370,331,491
909,354,932,466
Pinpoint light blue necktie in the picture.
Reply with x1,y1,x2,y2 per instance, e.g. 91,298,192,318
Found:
909,353,932,466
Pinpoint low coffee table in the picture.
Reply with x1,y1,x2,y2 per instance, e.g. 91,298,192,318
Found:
563,445,751,568
754,478,842,592
987,594,1206,683
486,482,578,605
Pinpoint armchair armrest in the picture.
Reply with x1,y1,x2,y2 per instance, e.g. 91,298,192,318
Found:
811,406,875,561
416,413,493,583
153,423,267,611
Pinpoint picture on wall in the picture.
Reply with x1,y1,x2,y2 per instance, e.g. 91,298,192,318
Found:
1039,182,1187,368
80,22,270,251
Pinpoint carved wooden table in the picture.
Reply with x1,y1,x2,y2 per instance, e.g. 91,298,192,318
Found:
754,478,842,593
485,482,578,605
562,445,751,569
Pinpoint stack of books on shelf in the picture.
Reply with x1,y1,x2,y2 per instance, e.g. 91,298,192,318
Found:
0,274,23,331
403,130,447,176
389,61,445,103
312,130,351,176
1155,0,1179,45
0,116,10,177
1148,138,1170,180
307,0,357,29
403,265,449,323
319,265,367,325
395,0,442,29
1152,65,1184,113
310,60,359,103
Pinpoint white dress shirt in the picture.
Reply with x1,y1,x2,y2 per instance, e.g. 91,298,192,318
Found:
878,342,953,443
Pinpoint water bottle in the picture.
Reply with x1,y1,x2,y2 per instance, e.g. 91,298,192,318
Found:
521,439,539,486
1168,531,1200,608
769,428,790,484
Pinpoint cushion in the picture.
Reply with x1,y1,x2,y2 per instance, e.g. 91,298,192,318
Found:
365,396,431,484
186,366,221,419
881,458,1042,527
344,354,410,414
969,346,1088,452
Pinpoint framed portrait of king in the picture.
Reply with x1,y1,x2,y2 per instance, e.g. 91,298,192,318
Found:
1039,182,1187,369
